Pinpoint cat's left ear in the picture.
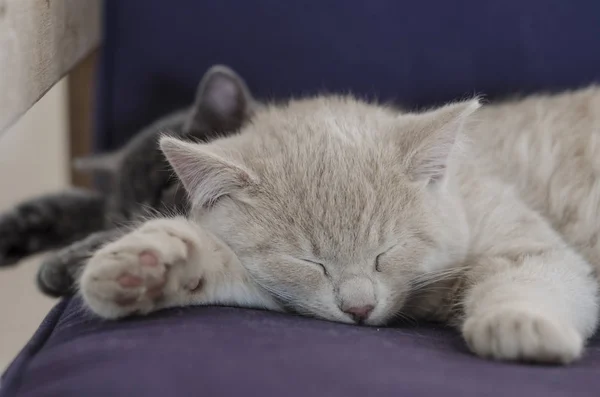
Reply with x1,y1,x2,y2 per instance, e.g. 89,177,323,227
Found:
160,136,257,207
184,65,256,139
400,99,480,184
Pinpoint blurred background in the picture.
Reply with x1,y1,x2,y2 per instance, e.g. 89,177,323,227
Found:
0,0,100,370
0,80,67,370
3,0,600,391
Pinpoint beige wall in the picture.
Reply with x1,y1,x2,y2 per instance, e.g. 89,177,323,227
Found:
0,79,69,209
0,79,68,370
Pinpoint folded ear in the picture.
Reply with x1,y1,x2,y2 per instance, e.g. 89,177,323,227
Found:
185,65,255,139
159,136,257,207
401,99,480,183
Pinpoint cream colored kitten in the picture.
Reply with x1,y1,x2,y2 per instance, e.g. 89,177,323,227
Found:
79,68,600,364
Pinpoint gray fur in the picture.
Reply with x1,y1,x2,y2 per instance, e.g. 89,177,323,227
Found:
0,189,106,266
37,229,124,297
0,65,251,296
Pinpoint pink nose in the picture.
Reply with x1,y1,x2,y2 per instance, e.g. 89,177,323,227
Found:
343,305,374,322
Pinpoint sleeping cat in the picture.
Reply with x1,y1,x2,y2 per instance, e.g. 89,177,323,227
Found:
0,65,252,296
79,74,600,365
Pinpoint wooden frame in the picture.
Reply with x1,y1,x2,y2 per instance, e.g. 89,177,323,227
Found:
68,50,98,187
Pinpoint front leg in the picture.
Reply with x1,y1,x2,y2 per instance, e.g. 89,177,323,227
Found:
38,228,124,297
79,217,278,319
462,252,598,364
460,191,599,364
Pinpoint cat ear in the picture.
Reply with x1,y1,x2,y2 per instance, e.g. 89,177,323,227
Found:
184,65,255,139
402,99,480,183
159,136,257,207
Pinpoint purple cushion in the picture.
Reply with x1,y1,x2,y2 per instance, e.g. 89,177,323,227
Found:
2,298,600,396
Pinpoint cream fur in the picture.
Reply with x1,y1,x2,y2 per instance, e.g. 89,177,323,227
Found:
79,87,600,364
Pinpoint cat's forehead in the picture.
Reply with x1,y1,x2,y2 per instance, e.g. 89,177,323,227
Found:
230,98,422,256
238,97,401,167
252,96,399,135
240,96,416,206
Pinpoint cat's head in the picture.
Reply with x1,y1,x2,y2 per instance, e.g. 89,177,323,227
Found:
73,65,254,182
161,82,479,325
73,65,255,215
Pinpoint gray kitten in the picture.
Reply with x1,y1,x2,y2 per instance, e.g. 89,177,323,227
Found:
0,65,253,296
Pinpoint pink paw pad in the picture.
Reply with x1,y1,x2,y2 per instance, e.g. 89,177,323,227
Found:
139,251,159,267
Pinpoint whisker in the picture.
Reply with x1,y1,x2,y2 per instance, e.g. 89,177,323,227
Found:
391,310,418,326
409,266,468,292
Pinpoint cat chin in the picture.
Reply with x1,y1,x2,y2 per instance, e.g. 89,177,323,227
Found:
362,311,401,327
311,309,393,326
308,311,355,325
320,314,385,326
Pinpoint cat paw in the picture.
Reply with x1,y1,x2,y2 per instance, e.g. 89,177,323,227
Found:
462,306,583,364
80,219,205,318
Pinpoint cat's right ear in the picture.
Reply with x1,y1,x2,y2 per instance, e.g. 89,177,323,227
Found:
159,136,257,207
400,99,480,184
184,65,255,139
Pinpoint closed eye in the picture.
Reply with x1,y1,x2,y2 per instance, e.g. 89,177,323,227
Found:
301,259,329,276
375,253,384,272
375,247,396,272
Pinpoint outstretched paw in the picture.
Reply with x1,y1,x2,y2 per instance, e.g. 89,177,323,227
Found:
80,219,204,318
462,306,583,364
